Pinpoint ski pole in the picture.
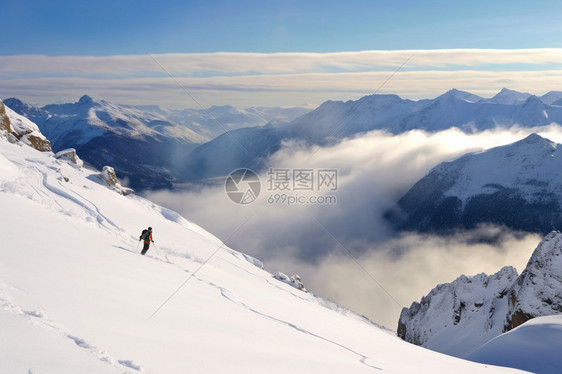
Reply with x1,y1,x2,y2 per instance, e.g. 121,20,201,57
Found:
152,242,161,257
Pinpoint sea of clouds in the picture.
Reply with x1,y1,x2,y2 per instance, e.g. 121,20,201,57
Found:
148,125,562,328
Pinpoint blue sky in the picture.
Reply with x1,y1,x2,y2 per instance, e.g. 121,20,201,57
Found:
1,1,562,107
4,0,562,54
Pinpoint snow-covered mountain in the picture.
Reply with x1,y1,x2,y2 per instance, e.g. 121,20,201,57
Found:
5,95,207,147
4,96,311,191
387,133,562,234
399,231,562,363
398,90,562,132
284,94,426,138
0,112,527,373
539,91,562,105
181,88,562,182
4,96,207,190
159,104,311,140
486,88,532,105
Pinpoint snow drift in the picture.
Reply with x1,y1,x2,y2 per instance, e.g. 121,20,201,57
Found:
469,315,562,374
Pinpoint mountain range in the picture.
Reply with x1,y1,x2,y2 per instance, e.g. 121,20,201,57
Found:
3,96,310,190
386,133,562,235
6,88,562,189
178,88,562,182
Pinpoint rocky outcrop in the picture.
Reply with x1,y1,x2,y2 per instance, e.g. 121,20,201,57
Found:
1,101,18,144
398,267,517,357
99,166,134,196
398,231,562,358
505,231,562,330
274,272,307,292
0,100,52,152
25,134,52,152
55,148,84,168
0,100,12,133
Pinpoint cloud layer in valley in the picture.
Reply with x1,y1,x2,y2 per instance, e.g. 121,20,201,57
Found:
147,125,562,328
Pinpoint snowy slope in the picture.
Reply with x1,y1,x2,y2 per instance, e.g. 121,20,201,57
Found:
468,316,562,374
0,132,527,373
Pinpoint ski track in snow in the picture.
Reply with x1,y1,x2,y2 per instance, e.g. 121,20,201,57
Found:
6,157,127,240
162,262,383,371
215,284,383,371
145,244,382,371
0,285,149,374
41,172,121,231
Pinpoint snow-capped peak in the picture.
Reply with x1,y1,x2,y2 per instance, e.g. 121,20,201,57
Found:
540,91,562,105
489,88,531,105
40,95,208,144
78,94,95,105
518,132,556,149
437,88,484,103
522,95,545,108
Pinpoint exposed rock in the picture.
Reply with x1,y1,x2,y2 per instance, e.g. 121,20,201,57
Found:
274,272,307,292
55,148,84,168
99,166,134,196
26,134,52,152
398,267,517,357
0,100,12,133
1,100,52,152
505,231,562,330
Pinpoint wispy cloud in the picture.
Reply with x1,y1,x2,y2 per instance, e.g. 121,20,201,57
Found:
2,49,562,76
1,49,561,107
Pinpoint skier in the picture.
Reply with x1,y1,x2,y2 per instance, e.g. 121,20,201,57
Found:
139,227,154,255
